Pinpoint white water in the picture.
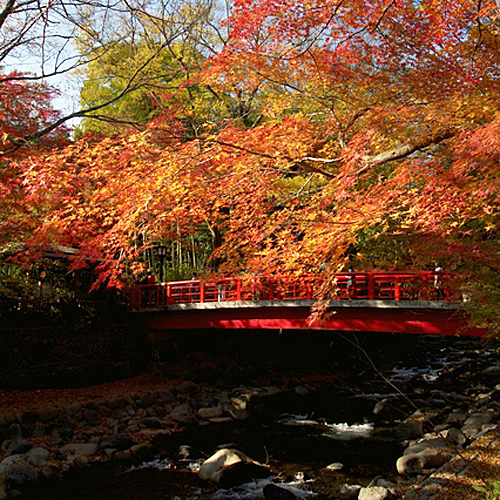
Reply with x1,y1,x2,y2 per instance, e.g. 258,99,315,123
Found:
278,414,374,441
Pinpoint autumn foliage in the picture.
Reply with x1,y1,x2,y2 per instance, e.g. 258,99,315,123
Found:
1,1,499,328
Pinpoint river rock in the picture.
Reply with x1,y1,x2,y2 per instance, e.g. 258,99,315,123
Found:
197,406,223,420
26,447,49,467
169,403,196,424
358,486,393,500
462,411,495,439
100,434,136,451
61,443,99,457
4,439,32,457
68,454,89,468
464,411,494,427
326,462,344,471
263,483,298,500
481,365,500,378
396,449,450,475
0,455,38,486
440,427,467,446
445,410,467,425
404,437,454,456
199,448,270,486
140,417,163,429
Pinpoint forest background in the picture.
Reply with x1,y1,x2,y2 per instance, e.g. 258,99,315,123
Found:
0,0,499,332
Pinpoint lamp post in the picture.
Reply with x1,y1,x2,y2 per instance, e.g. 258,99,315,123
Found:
156,245,167,283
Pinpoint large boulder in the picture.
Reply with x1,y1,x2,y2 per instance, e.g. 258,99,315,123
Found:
403,438,454,456
199,448,271,487
0,455,38,487
396,449,450,475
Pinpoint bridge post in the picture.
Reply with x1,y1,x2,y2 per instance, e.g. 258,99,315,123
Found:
236,279,242,301
200,283,205,303
421,273,428,301
368,273,375,300
395,278,400,301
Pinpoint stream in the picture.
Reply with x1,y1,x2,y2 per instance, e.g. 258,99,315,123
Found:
21,334,500,500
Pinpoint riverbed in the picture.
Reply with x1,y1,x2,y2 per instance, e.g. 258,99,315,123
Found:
16,333,500,499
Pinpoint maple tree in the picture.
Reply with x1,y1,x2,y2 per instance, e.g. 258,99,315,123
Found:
4,0,500,329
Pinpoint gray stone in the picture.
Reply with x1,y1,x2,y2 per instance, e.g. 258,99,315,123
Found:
27,447,49,467
440,427,467,446
481,365,500,377
197,406,223,420
464,412,493,427
396,449,450,475
115,450,133,461
325,462,344,471
0,456,38,486
60,443,99,457
358,486,393,500
99,434,136,451
404,438,454,456
67,454,89,468
445,411,468,425
169,403,196,425
140,417,163,429
5,439,32,457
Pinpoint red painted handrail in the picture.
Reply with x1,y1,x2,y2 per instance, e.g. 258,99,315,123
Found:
129,271,452,310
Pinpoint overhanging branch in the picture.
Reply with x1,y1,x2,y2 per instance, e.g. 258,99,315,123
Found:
357,129,457,174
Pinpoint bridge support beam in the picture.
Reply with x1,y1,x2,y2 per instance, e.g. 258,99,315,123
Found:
142,305,487,338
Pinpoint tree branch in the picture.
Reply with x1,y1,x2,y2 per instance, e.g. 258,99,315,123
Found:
357,128,457,174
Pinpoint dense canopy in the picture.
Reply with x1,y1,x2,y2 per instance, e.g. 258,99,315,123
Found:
1,0,499,329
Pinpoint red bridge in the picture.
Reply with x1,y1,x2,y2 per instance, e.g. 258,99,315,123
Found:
129,272,486,337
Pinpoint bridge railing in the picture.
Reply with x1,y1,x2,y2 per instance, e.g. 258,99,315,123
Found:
129,271,452,310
